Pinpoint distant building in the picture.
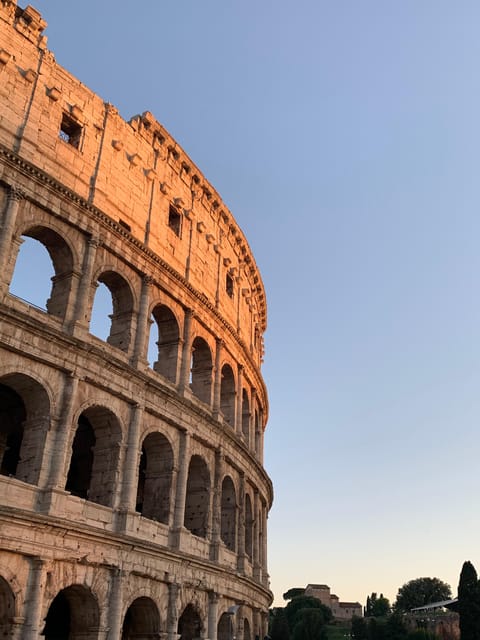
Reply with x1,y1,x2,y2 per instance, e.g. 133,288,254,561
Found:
305,584,363,620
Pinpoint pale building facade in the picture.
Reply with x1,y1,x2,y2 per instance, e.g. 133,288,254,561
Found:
305,585,362,621
0,2,272,639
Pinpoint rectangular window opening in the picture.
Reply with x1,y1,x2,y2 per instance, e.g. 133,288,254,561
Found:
168,204,182,237
226,273,234,298
59,113,82,149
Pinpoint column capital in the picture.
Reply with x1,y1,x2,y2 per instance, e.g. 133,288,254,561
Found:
8,186,25,201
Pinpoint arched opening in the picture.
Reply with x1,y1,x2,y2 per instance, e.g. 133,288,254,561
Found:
220,364,235,427
245,494,253,560
90,271,134,352
0,575,15,639
43,585,99,640
122,597,160,640
190,337,212,404
217,612,233,640
220,476,237,551
66,406,122,507
0,373,50,485
9,227,74,319
244,618,252,640
184,454,210,538
135,432,173,523
241,389,250,443
149,305,180,383
178,604,202,640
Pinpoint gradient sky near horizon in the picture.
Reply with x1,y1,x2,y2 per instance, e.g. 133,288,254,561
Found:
18,0,480,607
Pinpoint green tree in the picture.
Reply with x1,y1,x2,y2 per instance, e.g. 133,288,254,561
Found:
394,578,451,612
270,608,290,640
372,595,391,617
352,616,369,640
284,596,332,632
385,613,408,640
457,560,480,640
366,593,391,617
283,588,306,601
292,609,327,640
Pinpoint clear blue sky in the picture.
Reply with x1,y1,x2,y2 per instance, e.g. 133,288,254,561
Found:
21,0,480,607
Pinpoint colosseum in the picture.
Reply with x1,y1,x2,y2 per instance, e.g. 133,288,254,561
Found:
0,3,272,639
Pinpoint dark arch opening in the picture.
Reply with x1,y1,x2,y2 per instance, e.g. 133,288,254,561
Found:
184,455,210,538
217,612,233,640
220,364,235,427
241,389,250,443
65,406,122,507
43,585,99,640
220,476,237,551
122,596,160,640
178,604,202,640
0,373,50,485
135,432,173,523
0,575,15,638
190,337,212,404
245,494,253,560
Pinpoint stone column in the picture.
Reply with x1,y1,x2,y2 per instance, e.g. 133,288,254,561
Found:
235,365,244,438
70,237,99,335
253,491,260,580
212,339,223,419
118,403,143,513
252,609,261,640
236,608,245,640
178,309,193,393
236,473,246,573
250,389,257,452
170,430,190,545
131,275,152,367
258,406,264,463
44,373,79,491
22,557,45,640
209,448,224,561
262,507,269,586
208,592,220,640
0,187,24,293
106,568,124,640
167,582,180,640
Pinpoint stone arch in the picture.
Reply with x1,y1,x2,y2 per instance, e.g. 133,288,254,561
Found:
178,603,203,640
150,304,180,383
90,269,135,352
136,431,173,523
241,389,250,444
243,617,252,640
220,364,235,427
245,493,253,560
221,475,237,551
217,612,233,640
190,337,212,404
0,372,50,485
184,454,210,538
0,575,15,639
43,584,100,640
122,596,161,640
10,224,75,319
65,405,122,507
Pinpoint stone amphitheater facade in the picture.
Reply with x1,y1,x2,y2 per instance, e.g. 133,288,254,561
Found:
0,3,272,639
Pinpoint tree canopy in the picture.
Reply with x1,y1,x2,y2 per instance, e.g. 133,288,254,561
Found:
283,588,306,602
284,595,332,631
291,609,327,640
394,577,451,612
366,593,391,617
458,560,480,640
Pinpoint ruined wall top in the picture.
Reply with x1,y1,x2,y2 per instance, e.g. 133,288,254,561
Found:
0,2,267,354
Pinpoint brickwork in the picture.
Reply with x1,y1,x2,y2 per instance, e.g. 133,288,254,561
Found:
0,2,272,639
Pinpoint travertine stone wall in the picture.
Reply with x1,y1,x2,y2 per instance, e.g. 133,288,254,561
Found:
0,3,272,639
